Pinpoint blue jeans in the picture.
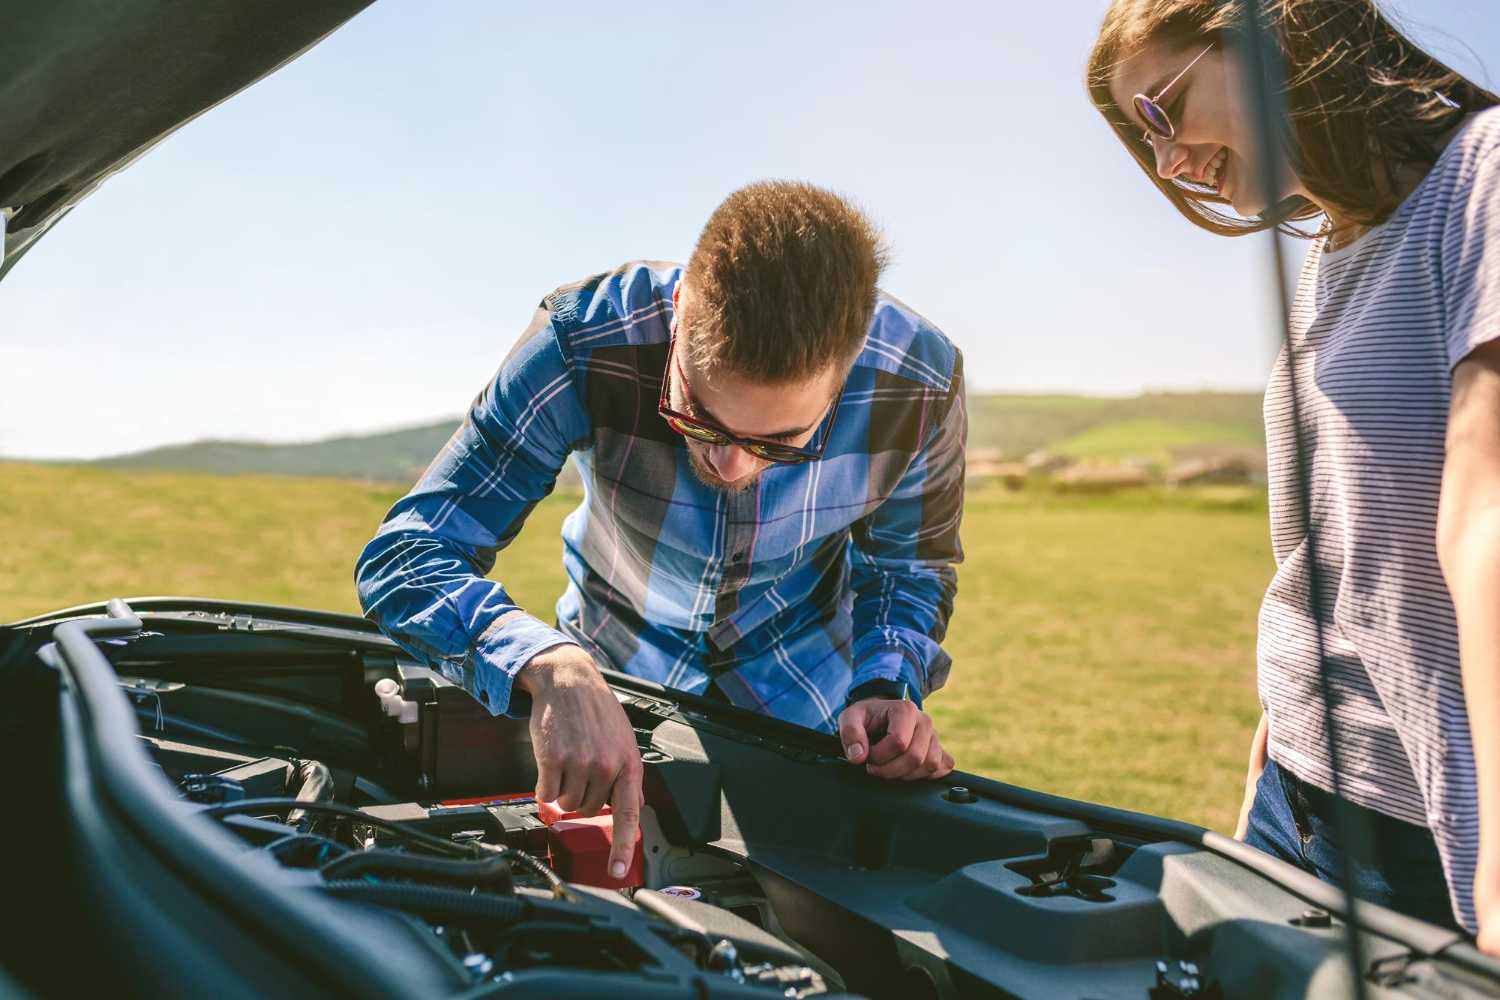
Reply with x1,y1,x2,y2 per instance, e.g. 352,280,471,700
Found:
1244,758,1458,929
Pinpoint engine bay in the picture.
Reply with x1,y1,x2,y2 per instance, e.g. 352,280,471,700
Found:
7,600,1495,1000
132,659,845,999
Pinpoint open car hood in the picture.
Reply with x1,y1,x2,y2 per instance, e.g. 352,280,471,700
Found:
0,0,373,281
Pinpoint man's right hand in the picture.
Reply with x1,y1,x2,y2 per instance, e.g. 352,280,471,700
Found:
516,644,643,879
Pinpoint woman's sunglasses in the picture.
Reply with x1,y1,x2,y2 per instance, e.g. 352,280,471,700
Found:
656,337,840,465
1133,42,1214,144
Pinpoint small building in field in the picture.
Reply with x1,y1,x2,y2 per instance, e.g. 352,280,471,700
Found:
1165,452,1264,488
966,449,1027,489
968,461,1028,490
1051,462,1151,493
1024,448,1073,475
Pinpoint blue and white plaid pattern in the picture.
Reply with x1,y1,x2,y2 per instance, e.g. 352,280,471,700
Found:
356,261,965,733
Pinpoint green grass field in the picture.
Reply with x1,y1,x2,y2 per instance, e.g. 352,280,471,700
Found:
965,391,1263,462
1,463,1271,832
1050,418,1265,463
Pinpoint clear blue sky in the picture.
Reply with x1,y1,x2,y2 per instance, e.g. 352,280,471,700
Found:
3,0,1496,459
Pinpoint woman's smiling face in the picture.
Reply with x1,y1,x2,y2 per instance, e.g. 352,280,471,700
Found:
1107,37,1303,218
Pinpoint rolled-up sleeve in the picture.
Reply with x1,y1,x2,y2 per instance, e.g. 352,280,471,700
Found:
1442,145,1500,368
847,354,966,707
355,307,592,716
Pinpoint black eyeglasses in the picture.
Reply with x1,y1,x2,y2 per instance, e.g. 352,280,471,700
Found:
657,336,840,465
1133,42,1214,144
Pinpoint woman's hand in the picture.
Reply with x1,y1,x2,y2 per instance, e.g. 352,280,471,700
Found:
1233,714,1270,841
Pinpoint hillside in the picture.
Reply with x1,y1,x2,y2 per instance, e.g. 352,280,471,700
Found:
88,420,462,482
25,390,1265,482
965,391,1264,461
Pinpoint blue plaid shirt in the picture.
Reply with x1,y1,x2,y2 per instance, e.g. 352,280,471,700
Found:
356,261,965,733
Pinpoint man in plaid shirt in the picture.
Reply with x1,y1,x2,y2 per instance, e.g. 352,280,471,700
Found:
357,182,965,876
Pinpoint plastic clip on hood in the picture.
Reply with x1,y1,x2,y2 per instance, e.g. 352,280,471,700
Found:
374,678,419,724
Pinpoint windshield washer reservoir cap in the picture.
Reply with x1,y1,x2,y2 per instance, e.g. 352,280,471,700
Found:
659,885,702,899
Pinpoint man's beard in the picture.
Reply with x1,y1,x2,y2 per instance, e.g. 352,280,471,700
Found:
686,445,765,493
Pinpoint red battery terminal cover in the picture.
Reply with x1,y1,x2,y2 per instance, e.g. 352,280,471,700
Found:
536,800,580,826
541,804,644,889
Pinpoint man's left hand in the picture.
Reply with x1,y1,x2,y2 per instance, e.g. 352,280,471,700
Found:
838,698,954,780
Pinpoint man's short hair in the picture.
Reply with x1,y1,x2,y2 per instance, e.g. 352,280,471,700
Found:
684,180,888,384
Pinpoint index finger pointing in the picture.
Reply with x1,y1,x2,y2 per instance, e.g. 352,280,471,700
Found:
607,762,643,882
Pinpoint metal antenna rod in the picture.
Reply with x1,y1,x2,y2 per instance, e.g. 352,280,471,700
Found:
1244,2,1372,996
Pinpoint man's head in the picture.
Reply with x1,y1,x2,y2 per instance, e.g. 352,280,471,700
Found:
669,181,888,490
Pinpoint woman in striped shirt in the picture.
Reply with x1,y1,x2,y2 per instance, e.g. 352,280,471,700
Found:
1086,0,1500,947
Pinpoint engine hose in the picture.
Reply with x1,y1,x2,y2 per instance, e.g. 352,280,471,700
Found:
286,759,336,833
505,849,577,901
320,880,538,924
319,848,515,891
264,830,353,867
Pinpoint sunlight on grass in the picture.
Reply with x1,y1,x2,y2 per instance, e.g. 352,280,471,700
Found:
2,464,1271,831
1050,418,1264,462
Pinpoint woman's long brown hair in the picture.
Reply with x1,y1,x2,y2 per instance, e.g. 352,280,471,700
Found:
1086,0,1498,235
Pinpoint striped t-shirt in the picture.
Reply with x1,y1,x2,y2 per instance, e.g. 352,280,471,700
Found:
1260,106,1500,932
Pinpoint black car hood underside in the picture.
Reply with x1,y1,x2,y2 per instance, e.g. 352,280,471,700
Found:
0,0,374,280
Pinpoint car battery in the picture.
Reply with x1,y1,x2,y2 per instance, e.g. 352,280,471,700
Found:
382,665,538,800
487,802,550,856
543,808,644,890
357,796,549,856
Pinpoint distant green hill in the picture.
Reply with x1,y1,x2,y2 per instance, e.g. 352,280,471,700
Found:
89,421,463,482
45,390,1264,482
967,391,1264,460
